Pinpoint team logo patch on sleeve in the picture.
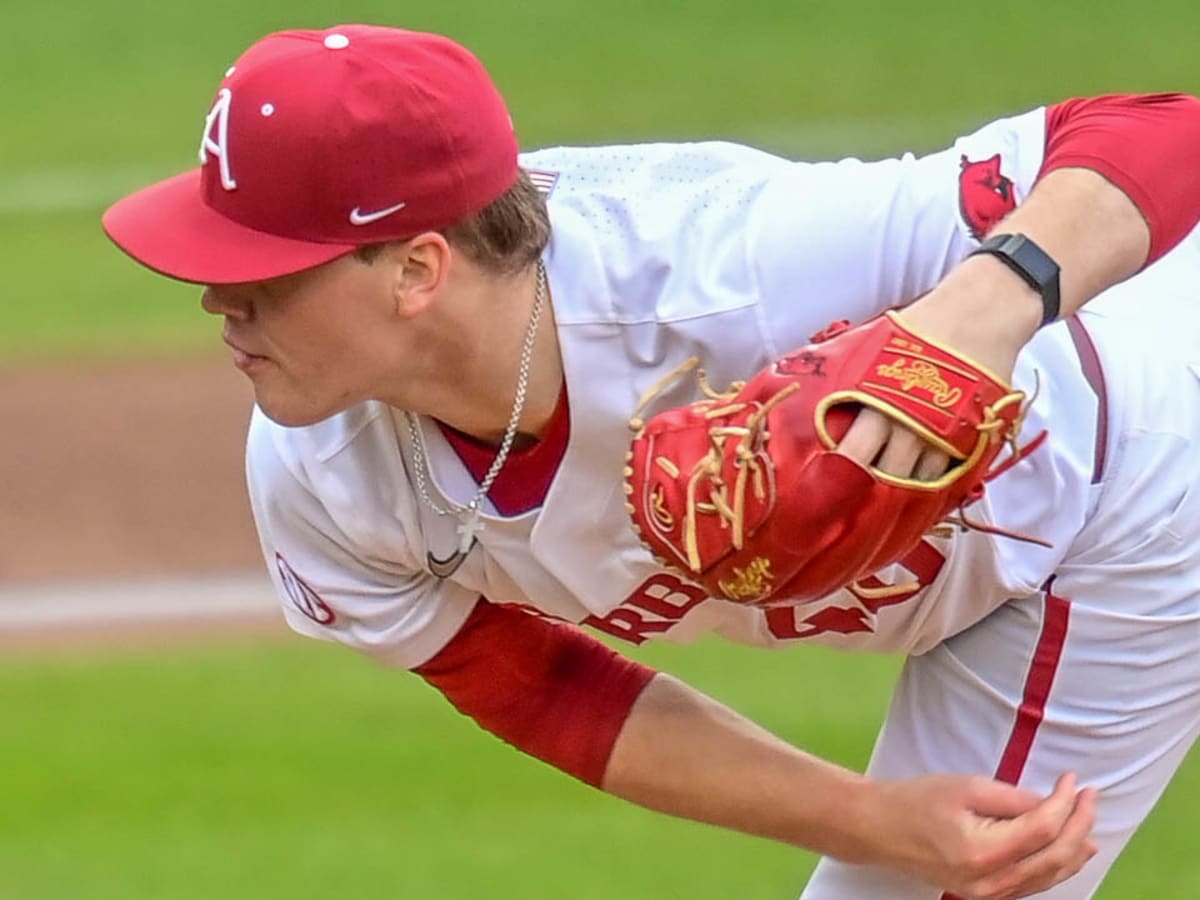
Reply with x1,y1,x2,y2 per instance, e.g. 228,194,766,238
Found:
275,553,337,625
958,153,1016,240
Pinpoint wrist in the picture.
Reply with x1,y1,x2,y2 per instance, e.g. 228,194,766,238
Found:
969,232,1062,327
896,256,1042,381
949,253,1046,339
810,770,889,864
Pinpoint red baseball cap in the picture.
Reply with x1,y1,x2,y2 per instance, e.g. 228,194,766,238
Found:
103,25,520,285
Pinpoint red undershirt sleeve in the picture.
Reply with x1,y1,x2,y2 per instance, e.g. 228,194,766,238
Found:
1041,93,1200,265
414,598,658,788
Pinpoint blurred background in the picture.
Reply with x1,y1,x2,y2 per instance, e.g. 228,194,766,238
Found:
2,0,1198,897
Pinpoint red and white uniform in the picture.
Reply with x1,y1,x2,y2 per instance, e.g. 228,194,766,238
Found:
803,246,1200,900
248,98,1200,897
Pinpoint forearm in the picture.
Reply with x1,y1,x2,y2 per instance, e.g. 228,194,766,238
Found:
983,92,1200,331
604,672,1098,900
421,605,1095,897
603,671,875,860
903,93,1200,372
915,166,1150,359
983,165,1150,322
423,602,874,855
841,94,1200,477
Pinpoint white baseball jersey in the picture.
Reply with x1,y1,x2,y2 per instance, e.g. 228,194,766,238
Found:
249,106,1063,665
247,107,1200,899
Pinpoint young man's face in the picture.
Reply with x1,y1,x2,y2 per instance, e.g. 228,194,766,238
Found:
201,252,402,427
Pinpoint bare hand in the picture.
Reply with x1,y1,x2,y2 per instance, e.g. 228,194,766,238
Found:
855,772,1098,900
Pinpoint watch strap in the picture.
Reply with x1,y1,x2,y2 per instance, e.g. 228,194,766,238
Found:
969,233,1062,327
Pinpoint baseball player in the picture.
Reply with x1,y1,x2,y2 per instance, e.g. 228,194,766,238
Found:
101,25,1200,899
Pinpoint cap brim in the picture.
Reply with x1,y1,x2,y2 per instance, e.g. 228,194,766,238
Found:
102,169,358,285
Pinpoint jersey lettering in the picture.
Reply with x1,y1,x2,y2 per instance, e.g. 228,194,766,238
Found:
765,539,946,640
584,573,707,645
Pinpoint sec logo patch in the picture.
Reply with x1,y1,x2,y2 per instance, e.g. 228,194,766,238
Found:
275,553,337,625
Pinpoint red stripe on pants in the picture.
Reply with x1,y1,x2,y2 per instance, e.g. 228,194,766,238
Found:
940,580,1072,900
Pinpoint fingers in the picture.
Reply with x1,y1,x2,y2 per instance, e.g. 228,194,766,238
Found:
966,782,1099,900
873,426,923,476
914,446,951,481
876,774,1097,900
837,408,951,480
978,773,1080,866
836,408,890,465
961,776,1046,819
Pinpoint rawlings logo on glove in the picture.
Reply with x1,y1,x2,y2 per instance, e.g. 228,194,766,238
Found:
623,312,1037,607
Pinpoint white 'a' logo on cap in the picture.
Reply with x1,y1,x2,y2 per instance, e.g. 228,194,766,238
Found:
198,88,237,190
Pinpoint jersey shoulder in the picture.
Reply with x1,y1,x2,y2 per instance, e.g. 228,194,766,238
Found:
246,402,427,566
247,402,389,482
520,140,790,188
521,142,794,336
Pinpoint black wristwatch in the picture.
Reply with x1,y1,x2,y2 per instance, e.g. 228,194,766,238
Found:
969,233,1062,327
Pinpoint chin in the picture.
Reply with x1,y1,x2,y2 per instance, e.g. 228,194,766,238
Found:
254,395,346,429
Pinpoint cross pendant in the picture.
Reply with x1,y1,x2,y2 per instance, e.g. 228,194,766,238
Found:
426,515,483,579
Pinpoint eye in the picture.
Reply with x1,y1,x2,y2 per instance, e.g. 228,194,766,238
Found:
255,275,292,301
256,268,311,302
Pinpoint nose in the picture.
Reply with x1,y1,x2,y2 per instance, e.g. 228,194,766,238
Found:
200,285,253,320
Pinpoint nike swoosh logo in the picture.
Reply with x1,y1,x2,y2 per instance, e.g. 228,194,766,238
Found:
427,536,476,578
348,201,407,226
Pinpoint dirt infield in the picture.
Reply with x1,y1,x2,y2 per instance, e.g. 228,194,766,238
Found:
0,354,263,583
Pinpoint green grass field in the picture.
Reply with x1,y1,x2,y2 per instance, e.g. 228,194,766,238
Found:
6,0,1200,361
1,636,1198,898
0,638,882,899
4,0,1200,896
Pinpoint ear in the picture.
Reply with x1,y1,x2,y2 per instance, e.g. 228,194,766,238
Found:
387,232,452,318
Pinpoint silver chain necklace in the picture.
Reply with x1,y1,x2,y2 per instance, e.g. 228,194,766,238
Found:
406,259,547,577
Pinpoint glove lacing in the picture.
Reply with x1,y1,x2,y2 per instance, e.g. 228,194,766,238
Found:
629,357,796,572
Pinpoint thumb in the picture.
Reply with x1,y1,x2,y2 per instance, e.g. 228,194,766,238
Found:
966,774,1074,820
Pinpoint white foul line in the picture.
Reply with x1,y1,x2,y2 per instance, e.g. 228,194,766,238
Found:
0,572,279,631
0,163,186,217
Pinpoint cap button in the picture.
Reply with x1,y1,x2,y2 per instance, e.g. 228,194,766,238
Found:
323,34,350,50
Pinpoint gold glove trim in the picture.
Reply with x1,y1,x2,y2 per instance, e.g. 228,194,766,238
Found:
813,389,1025,491
881,311,1012,387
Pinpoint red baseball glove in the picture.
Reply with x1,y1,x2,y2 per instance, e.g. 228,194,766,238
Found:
624,312,1032,607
